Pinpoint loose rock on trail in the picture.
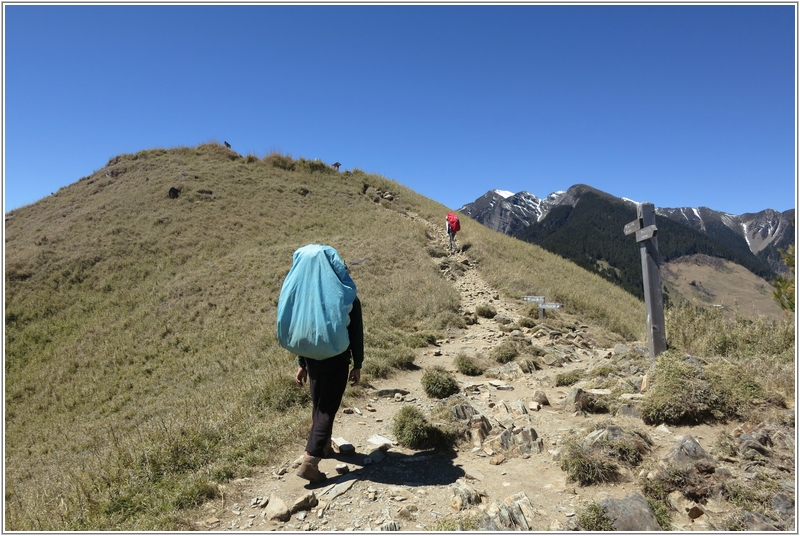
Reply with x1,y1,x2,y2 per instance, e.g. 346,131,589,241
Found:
194,211,795,532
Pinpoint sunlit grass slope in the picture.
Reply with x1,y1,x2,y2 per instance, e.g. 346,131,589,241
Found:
5,142,646,530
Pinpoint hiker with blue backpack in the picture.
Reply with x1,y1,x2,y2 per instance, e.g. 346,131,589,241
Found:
276,244,364,483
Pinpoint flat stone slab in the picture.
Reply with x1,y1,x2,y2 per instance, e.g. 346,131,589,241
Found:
331,437,356,455
374,388,410,398
367,434,394,450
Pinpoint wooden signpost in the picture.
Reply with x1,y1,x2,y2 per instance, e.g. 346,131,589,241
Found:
624,202,667,362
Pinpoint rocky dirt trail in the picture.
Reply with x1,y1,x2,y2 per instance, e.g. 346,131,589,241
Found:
194,211,795,532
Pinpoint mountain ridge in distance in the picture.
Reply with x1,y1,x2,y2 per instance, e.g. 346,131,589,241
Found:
460,185,792,317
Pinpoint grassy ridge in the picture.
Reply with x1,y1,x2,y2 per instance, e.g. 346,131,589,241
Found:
5,144,479,529
9,142,787,530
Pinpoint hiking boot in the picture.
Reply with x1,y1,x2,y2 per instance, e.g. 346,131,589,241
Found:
323,441,334,459
296,455,326,483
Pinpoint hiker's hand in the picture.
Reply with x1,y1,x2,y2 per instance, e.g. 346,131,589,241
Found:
295,366,307,387
349,368,361,386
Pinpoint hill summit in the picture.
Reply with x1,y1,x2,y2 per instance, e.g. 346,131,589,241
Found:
5,143,648,530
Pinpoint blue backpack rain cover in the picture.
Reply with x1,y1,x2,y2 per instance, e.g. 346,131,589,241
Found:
276,245,357,359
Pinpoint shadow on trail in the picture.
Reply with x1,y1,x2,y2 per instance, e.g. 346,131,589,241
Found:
302,447,465,491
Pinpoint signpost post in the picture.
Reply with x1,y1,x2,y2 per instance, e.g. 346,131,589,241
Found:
624,202,667,362
539,302,561,319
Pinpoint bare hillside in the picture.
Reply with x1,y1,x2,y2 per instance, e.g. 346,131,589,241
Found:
661,254,785,321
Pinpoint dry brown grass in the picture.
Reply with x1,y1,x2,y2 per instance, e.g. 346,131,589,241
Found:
4,142,648,529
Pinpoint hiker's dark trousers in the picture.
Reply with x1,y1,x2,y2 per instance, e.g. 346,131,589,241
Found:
304,352,350,457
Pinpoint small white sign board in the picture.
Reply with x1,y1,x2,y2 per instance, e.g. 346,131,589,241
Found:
522,296,545,303
540,303,562,309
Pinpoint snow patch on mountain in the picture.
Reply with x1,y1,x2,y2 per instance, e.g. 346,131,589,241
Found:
494,189,515,199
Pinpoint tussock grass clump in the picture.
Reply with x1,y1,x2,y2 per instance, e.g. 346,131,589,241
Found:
421,366,460,399
711,430,739,458
475,304,497,318
405,332,438,348
723,473,783,521
426,244,449,258
454,353,485,376
577,502,616,531
248,376,311,413
666,302,794,402
264,151,296,170
392,406,455,449
560,440,619,486
490,341,518,364
363,348,416,380
561,424,651,487
518,316,537,328
646,497,674,531
639,350,772,425
588,365,616,378
428,513,481,531
556,370,583,386
437,311,468,329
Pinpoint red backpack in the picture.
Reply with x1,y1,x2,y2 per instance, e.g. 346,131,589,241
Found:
446,212,461,232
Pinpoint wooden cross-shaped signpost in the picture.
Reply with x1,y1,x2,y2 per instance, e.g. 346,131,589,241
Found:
624,202,667,361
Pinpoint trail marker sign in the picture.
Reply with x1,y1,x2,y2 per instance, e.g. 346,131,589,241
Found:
624,202,667,361
522,296,545,303
538,302,561,319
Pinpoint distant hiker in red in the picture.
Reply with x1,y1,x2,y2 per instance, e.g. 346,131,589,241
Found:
446,212,461,252
276,245,364,484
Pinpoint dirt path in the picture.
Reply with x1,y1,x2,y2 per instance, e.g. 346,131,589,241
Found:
192,211,791,532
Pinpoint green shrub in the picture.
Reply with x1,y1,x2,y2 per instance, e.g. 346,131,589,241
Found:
392,406,454,449
645,497,673,531
454,354,484,376
577,502,615,531
490,342,518,364
421,366,460,399
475,304,497,318
518,317,537,328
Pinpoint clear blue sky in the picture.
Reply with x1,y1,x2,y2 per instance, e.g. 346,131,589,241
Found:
4,4,796,215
